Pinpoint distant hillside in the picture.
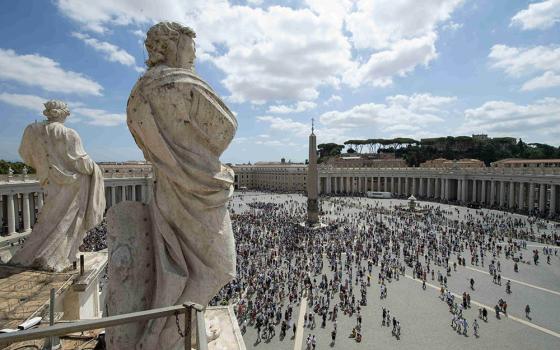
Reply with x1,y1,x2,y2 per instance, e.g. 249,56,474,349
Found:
319,136,560,167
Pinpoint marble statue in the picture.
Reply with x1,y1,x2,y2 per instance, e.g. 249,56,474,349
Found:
22,166,28,175
7,167,13,176
106,22,237,350
10,100,105,272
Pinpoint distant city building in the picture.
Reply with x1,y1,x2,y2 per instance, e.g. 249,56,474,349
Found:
491,159,560,168
232,160,307,191
98,161,152,175
323,153,406,168
420,158,484,168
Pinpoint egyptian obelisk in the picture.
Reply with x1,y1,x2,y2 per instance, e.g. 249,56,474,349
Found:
307,119,319,225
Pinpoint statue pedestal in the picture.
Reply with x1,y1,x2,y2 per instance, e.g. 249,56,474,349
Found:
63,251,107,320
205,306,246,350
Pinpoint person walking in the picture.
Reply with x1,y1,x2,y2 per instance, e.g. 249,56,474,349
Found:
525,304,531,319
473,319,479,337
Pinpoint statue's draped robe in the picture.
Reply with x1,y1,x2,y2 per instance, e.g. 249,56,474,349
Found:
11,121,105,271
125,65,236,349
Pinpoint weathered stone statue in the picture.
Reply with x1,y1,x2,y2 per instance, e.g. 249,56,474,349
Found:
10,100,105,271
106,22,237,349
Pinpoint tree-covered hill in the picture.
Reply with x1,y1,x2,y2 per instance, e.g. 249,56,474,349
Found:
319,136,560,167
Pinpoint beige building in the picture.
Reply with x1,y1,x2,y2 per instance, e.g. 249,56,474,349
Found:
420,158,484,168
322,154,406,168
491,159,560,168
98,161,152,176
232,159,307,192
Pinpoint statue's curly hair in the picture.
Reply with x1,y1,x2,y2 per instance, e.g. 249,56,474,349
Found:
145,22,196,68
43,100,70,122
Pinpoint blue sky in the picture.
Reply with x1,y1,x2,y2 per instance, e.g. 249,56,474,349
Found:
0,0,559,163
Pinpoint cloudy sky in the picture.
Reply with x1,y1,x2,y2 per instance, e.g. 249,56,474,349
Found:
0,0,559,163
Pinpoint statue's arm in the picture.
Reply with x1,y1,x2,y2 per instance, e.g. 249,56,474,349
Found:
66,129,96,176
18,125,36,169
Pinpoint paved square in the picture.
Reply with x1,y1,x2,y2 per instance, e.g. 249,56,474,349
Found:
216,192,560,350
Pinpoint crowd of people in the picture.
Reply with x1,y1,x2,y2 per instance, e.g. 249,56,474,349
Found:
80,220,108,252
208,192,558,347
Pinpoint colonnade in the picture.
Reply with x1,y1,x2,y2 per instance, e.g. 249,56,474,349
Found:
320,172,560,217
0,178,152,236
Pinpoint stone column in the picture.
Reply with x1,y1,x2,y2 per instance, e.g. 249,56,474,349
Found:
377,176,381,191
480,180,486,204
550,185,557,217
462,179,467,203
7,194,16,235
37,192,44,210
472,180,477,203
111,186,116,207
411,178,416,196
427,178,432,198
22,193,31,233
404,178,409,196
334,177,338,193
457,180,462,202
131,185,137,201
419,178,424,198
539,184,546,214
435,178,440,198
397,177,402,196
326,177,331,194
499,181,505,207
490,181,496,205
440,178,445,199
508,182,515,209
518,182,524,211
528,183,535,213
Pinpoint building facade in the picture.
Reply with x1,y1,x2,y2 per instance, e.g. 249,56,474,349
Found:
491,159,560,168
232,161,307,192
2,159,560,236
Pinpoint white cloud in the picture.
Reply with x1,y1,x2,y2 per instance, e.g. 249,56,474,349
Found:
268,101,316,114
324,95,342,105
489,44,560,91
346,34,438,87
521,71,560,91
72,32,143,72
511,0,560,30
442,21,463,31
55,0,464,104
344,0,464,50
319,93,454,129
0,92,124,127
74,107,126,126
0,49,103,95
0,93,46,113
257,116,309,137
462,98,560,142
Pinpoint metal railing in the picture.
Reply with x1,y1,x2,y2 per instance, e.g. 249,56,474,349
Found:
0,303,208,350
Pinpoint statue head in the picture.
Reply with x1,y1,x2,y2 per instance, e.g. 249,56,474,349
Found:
43,100,70,123
145,22,196,70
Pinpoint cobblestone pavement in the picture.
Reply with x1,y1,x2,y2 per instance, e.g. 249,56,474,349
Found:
230,192,560,350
